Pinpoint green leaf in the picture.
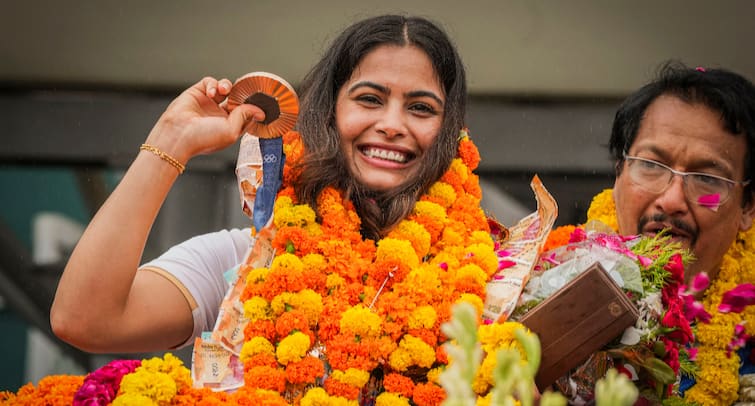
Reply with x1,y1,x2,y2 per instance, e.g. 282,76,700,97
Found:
642,357,676,384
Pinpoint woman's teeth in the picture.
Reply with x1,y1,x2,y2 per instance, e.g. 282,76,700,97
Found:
363,147,408,163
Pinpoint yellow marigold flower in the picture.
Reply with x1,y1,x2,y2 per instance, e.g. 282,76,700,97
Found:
293,204,317,225
246,267,271,284
426,366,444,384
301,387,357,406
408,305,437,329
244,296,272,321
240,336,275,362
274,195,293,212
118,370,177,404
305,222,323,236
428,182,457,208
475,393,492,406
302,253,327,272
376,238,419,268
586,189,619,232
457,294,484,317
376,392,411,406
271,252,304,274
112,393,156,405
271,292,297,316
464,243,499,275
387,220,431,259
389,335,435,371
469,230,494,247
448,158,469,183
301,387,330,405
454,264,488,287
139,353,191,390
440,227,464,251
478,321,527,354
276,331,311,365
695,313,742,348
389,347,413,371
296,289,324,326
331,368,370,388
340,305,382,338
430,251,460,270
273,198,316,229
473,352,497,394
404,265,442,294
413,200,448,223
326,273,345,290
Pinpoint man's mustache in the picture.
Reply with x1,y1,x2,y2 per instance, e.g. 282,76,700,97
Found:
637,213,698,247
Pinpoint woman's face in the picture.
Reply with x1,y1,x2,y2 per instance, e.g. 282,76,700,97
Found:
335,45,445,192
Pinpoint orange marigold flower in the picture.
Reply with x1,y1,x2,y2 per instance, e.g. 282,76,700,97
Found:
387,220,432,259
383,373,415,398
244,319,276,343
272,226,318,256
285,356,325,385
413,382,446,406
542,224,578,252
230,387,290,405
173,386,230,404
244,366,286,393
463,172,482,199
458,136,481,170
4,375,84,406
274,309,311,338
243,353,278,370
440,169,465,193
323,377,361,400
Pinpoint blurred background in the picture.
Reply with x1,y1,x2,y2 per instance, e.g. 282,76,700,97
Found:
1,0,753,391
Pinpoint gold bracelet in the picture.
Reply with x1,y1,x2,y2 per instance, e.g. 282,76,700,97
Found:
139,144,185,174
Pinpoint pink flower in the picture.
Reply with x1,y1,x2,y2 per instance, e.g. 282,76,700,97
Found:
683,298,711,323
691,272,710,293
73,359,141,406
637,255,652,267
568,228,587,243
726,322,749,357
718,283,755,313
541,253,559,266
697,193,721,211
687,347,698,361
498,260,516,270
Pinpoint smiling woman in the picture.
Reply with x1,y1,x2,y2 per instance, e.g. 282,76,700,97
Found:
336,45,445,193
40,14,491,404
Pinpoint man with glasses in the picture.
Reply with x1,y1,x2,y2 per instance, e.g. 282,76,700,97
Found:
610,63,755,285
598,62,755,402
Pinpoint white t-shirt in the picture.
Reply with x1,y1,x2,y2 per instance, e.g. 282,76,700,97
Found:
140,228,252,348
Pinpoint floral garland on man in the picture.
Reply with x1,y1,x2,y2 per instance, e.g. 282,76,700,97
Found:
585,188,755,405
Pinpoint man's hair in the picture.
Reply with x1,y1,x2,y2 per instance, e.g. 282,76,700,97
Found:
293,14,467,240
609,61,755,203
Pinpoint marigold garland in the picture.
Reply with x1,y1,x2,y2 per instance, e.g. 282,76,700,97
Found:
0,129,534,405
586,188,755,405
235,129,531,403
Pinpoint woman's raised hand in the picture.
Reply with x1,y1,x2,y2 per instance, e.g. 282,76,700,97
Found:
144,76,265,165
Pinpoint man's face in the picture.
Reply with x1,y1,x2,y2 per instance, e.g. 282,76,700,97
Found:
613,95,755,282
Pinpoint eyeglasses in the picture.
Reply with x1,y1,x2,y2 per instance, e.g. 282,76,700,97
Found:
623,155,750,206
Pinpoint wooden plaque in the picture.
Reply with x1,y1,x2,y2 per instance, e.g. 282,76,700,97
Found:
518,262,639,390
